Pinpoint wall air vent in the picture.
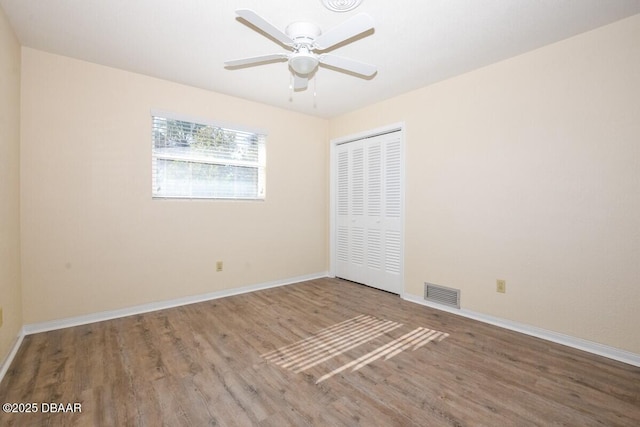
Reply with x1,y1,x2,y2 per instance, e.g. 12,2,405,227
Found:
321,0,363,12
424,283,460,309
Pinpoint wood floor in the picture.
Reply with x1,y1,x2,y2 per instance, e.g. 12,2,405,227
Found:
1,278,639,426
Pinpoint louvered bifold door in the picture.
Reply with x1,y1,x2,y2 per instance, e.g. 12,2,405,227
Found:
336,140,367,284
364,137,384,289
380,132,402,293
335,131,402,294
335,145,350,280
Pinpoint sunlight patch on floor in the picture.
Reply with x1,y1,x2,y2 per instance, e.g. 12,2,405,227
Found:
261,315,449,383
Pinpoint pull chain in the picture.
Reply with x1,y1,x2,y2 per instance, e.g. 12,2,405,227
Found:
289,73,293,102
313,74,317,109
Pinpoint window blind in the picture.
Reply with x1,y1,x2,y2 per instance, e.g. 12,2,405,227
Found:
151,114,266,200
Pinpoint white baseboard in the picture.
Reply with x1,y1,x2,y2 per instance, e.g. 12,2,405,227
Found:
0,329,25,385
402,293,640,368
23,271,329,335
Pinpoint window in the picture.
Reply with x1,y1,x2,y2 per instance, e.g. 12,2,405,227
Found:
151,112,266,200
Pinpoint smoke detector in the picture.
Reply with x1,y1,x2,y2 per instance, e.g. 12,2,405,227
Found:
321,0,363,12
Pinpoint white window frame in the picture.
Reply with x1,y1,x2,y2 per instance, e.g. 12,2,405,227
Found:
151,110,266,200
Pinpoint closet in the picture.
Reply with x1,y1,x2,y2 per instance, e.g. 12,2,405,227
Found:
334,129,403,294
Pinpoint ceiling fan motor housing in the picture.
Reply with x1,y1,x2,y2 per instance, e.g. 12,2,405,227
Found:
285,21,322,45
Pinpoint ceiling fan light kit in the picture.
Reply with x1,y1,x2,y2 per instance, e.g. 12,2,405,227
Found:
321,0,363,12
224,9,376,92
290,49,319,75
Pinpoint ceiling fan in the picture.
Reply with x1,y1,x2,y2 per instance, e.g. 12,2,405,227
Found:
224,9,377,91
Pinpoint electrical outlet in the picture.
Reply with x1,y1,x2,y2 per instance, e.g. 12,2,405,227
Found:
216,261,223,272
496,279,506,294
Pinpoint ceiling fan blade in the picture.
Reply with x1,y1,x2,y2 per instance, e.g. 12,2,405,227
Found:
319,54,377,77
314,13,374,50
236,9,294,46
293,74,308,91
225,53,289,68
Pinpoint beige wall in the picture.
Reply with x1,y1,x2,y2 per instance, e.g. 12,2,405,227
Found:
330,15,640,354
0,6,22,363
20,48,328,323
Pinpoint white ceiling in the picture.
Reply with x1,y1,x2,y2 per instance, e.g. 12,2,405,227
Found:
2,0,640,118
